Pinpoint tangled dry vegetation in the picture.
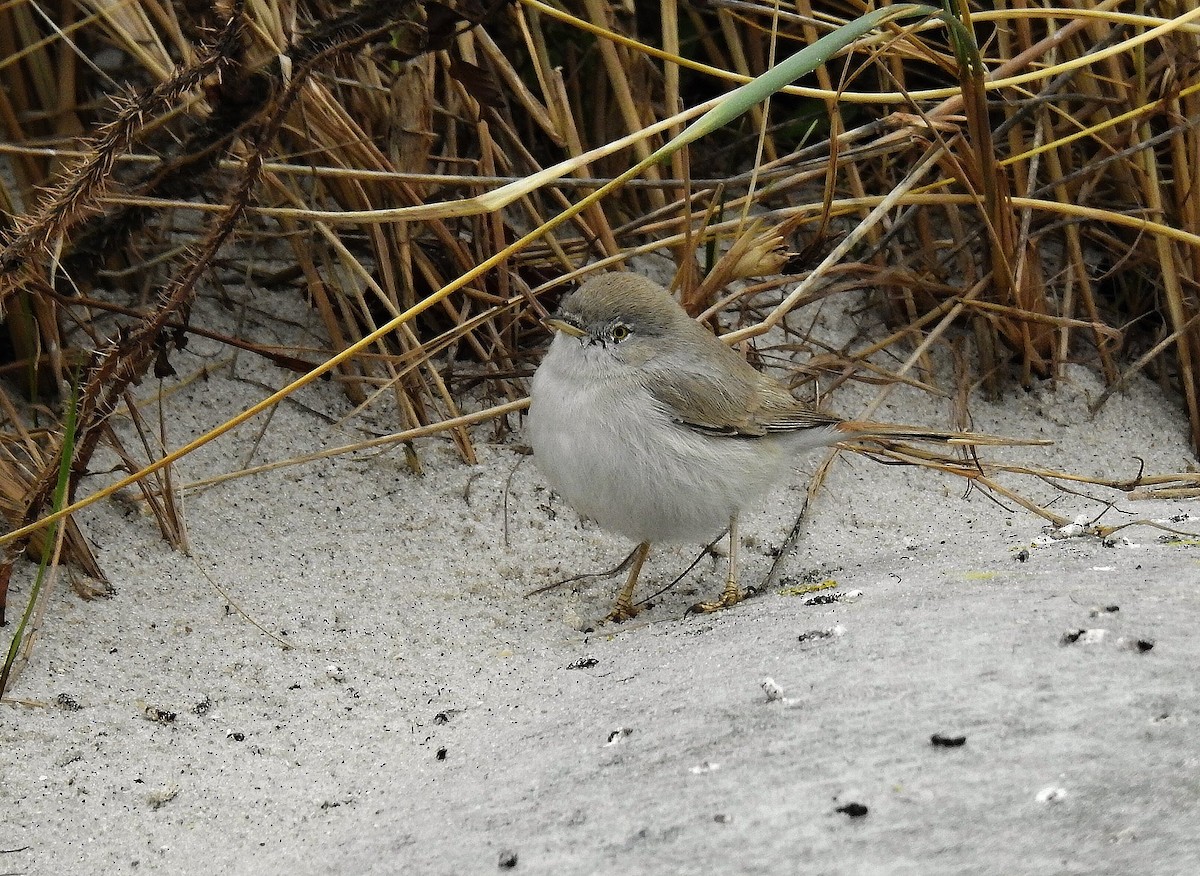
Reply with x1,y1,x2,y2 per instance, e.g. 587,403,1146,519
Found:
1,1,1199,655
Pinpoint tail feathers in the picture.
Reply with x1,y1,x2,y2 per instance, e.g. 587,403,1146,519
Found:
834,420,1051,447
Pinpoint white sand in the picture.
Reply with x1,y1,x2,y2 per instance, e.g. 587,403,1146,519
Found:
4,291,1200,874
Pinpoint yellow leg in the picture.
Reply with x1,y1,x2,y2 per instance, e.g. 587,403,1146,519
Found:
691,515,744,614
605,542,651,623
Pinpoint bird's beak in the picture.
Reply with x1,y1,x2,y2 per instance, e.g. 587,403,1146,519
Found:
543,317,588,339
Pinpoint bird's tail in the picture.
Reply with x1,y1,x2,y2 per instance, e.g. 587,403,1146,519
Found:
834,420,1051,447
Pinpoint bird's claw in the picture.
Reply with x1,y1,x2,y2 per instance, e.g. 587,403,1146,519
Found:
604,600,642,624
688,583,746,615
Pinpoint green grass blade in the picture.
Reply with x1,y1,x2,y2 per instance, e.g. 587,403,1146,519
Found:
647,4,939,161
0,378,78,699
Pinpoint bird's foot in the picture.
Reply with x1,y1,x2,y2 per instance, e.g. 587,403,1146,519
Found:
688,581,745,615
604,598,642,624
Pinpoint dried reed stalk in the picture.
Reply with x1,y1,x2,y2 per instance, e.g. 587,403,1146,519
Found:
0,0,1198,581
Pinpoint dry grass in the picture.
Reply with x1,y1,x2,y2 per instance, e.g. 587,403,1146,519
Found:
1,0,1200,659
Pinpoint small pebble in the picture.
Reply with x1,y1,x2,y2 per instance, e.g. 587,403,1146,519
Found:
930,733,967,748
1117,637,1155,653
142,706,176,724
146,786,180,810
797,625,845,644
1036,786,1067,804
498,849,518,869
605,727,633,745
804,590,862,606
1060,628,1106,646
759,677,802,708
836,802,869,817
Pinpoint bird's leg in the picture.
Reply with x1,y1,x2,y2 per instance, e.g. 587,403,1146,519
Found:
605,542,651,623
691,514,744,614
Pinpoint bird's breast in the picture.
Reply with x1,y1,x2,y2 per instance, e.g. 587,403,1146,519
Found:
528,347,792,543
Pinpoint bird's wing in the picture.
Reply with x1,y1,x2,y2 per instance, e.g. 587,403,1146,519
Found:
641,351,842,438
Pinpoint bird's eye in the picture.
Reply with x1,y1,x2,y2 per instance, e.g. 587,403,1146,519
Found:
611,324,631,342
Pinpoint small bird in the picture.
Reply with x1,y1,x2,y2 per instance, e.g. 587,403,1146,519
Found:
528,272,1036,622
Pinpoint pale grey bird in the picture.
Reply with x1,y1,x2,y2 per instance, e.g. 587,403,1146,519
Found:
528,272,1038,622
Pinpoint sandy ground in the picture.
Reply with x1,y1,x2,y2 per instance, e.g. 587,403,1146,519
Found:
3,290,1200,875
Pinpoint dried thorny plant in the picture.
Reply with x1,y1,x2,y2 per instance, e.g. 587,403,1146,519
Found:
0,1,1199,603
